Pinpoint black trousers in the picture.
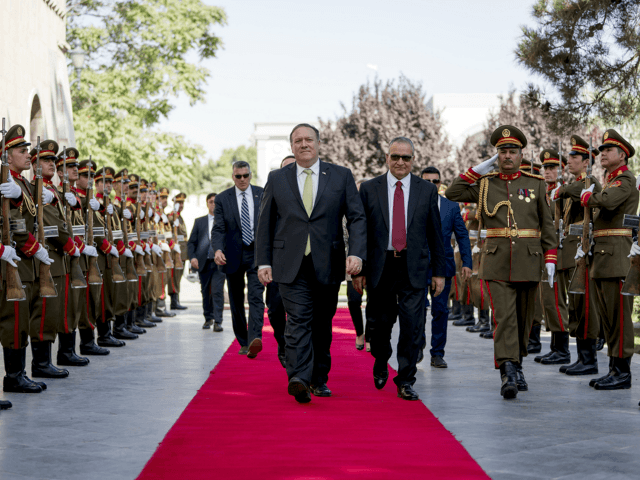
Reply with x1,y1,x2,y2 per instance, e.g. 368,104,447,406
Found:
366,253,425,387
226,247,264,347
199,259,225,324
266,282,286,349
346,281,365,338
279,255,340,386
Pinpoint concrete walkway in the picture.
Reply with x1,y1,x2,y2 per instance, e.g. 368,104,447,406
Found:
1,281,639,479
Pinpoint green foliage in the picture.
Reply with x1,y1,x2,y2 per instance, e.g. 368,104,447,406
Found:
516,0,640,133
66,0,226,189
184,145,258,195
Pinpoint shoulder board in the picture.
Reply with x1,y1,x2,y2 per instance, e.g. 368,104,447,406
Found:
521,171,545,180
77,192,86,198
609,180,622,188
56,186,63,193
479,172,500,179
125,200,132,207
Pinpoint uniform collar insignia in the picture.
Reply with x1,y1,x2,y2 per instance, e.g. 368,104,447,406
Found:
498,171,521,181
607,165,628,183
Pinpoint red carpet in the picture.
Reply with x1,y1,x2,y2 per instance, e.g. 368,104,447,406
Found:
137,309,488,479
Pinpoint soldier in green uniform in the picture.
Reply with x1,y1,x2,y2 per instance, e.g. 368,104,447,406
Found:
550,135,602,375
155,186,176,318
581,129,638,390
0,125,52,395
446,125,557,399
167,193,188,310
534,149,571,365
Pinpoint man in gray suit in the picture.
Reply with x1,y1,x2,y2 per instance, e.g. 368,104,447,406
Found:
256,123,366,403
187,193,225,331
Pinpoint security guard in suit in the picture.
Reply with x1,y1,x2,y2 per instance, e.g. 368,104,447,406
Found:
446,125,556,399
582,129,638,390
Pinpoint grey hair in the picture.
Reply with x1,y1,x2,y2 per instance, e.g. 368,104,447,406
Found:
388,136,415,155
232,160,251,173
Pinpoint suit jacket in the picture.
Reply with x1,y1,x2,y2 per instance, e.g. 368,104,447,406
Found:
434,196,472,279
359,173,446,290
256,160,366,285
187,215,214,272
212,185,263,275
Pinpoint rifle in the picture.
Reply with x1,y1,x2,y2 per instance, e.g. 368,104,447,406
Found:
157,195,173,269
133,179,148,275
34,137,57,297
120,173,139,281
85,157,103,285
141,191,153,271
149,192,167,273
103,169,125,283
568,137,594,294
622,214,640,295
61,147,87,289
556,141,565,250
0,119,26,301
172,205,184,271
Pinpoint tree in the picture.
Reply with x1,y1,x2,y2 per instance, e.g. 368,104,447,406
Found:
185,145,257,195
516,0,640,133
318,76,451,181
66,0,227,186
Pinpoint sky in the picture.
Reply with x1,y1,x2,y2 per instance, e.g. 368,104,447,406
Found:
158,0,541,161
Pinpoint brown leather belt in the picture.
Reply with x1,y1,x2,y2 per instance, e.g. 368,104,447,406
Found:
485,228,541,238
593,229,632,238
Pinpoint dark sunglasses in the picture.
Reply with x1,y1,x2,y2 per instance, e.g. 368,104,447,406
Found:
389,155,413,162
234,174,250,179
424,178,440,184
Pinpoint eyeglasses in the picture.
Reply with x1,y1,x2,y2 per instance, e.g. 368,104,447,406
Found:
234,174,250,179
389,155,413,162
424,179,440,184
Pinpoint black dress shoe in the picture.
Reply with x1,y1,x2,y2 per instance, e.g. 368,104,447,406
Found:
430,356,447,368
0,399,11,409
288,377,311,404
247,338,262,359
356,342,364,351
238,346,248,355
397,384,419,401
310,383,332,397
213,323,223,332
202,320,213,329
373,366,389,390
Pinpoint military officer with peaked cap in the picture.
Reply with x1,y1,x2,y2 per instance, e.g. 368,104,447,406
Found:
446,125,557,400
584,129,638,390
167,192,188,310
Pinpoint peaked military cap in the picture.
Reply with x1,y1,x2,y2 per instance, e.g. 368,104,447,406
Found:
96,166,115,182
598,129,635,159
128,173,140,188
490,125,527,150
569,135,599,159
78,159,97,176
56,147,80,169
158,187,170,197
139,178,148,193
30,140,59,161
539,149,566,168
173,192,186,202
149,181,157,193
2,124,30,154
114,168,130,183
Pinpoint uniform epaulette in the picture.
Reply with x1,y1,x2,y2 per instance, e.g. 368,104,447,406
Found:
125,200,132,207
521,171,544,180
479,172,500,179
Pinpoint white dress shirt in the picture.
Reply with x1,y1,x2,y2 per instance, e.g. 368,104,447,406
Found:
235,185,254,233
387,171,411,250
207,214,214,240
296,159,320,210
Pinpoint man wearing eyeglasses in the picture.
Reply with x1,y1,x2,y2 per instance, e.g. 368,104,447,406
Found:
212,161,265,357
353,137,447,401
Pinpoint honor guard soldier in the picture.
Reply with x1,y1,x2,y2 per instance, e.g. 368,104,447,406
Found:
0,125,52,395
534,149,571,365
136,178,157,327
143,180,164,323
167,192,187,310
550,135,602,375
581,129,638,390
155,186,175,317
446,125,556,399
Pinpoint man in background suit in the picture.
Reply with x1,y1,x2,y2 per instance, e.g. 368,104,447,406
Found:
420,167,472,368
256,123,366,403
213,162,265,357
188,192,225,331
354,137,446,401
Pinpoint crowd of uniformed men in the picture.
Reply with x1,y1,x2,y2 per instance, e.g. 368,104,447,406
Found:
0,124,189,411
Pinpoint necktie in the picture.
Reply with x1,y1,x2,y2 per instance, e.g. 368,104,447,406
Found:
240,192,253,246
303,169,313,255
392,181,406,252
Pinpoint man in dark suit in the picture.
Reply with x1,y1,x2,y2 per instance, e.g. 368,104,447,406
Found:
353,137,446,401
187,193,225,331
212,161,265,357
256,124,366,403
420,167,472,368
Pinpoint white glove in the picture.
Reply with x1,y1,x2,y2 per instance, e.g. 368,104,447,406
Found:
0,175,22,199
0,245,21,267
123,208,132,220
151,244,162,255
148,207,153,217
580,184,595,198
139,209,145,220
173,219,180,227
42,188,54,205
106,204,114,215
161,213,169,223
173,243,181,254
471,154,499,176
64,192,78,206
629,241,640,258
144,243,151,254
34,245,53,265
575,244,592,259
108,245,119,258
545,262,555,287
472,244,481,254
72,248,81,257
123,248,134,258
160,242,171,253
82,245,98,257
550,185,561,202
173,203,180,213
89,198,100,211
153,213,160,223
134,244,144,255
